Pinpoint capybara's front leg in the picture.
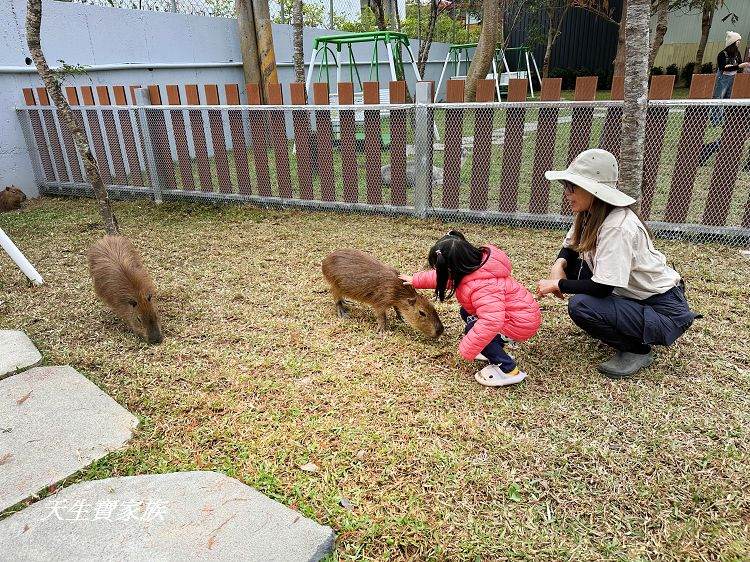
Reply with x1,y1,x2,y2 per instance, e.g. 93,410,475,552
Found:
375,308,387,332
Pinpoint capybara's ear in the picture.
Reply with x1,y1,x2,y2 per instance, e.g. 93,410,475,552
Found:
4,187,9,192
408,296,417,305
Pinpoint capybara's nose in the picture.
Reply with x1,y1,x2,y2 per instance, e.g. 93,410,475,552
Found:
148,330,164,345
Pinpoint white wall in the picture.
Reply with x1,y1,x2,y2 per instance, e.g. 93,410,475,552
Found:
0,0,450,197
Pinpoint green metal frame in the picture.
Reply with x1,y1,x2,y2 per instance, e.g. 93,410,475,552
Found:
310,31,414,92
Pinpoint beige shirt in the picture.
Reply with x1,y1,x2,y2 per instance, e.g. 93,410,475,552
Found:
563,208,681,300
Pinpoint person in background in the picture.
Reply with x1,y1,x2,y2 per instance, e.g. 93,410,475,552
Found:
699,31,750,165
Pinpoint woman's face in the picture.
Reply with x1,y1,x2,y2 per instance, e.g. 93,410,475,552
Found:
564,181,595,213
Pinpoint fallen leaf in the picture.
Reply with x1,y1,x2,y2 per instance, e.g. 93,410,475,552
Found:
339,497,354,510
16,391,32,405
0,453,12,465
299,462,319,473
207,536,216,549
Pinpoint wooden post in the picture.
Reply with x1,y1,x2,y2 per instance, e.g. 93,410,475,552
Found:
236,0,262,101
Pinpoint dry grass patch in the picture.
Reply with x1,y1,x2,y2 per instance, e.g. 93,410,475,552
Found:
1,197,749,560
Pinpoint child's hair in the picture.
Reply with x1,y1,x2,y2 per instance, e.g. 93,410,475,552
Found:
428,230,488,302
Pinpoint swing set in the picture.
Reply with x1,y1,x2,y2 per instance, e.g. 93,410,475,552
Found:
434,43,542,101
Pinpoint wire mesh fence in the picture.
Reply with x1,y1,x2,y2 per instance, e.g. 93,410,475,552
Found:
16,92,750,245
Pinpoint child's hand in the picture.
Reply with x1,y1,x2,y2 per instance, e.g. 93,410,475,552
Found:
537,279,564,299
398,274,413,285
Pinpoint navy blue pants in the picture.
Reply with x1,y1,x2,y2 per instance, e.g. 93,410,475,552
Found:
565,260,697,353
460,308,516,371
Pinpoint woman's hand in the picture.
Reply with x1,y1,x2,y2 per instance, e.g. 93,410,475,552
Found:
741,62,750,69
537,279,564,300
398,274,413,286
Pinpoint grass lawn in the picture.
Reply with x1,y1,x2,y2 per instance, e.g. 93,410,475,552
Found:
1,197,749,560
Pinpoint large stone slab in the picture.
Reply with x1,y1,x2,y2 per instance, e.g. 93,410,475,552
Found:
0,330,42,379
0,471,336,561
0,366,138,511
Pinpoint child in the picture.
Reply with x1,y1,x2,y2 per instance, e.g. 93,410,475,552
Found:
400,231,541,387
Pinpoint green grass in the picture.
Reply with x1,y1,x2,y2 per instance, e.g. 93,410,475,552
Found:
1,198,749,560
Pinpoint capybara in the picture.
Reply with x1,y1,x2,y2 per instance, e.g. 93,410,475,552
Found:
88,236,163,344
322,249,444,338
0,186,26,212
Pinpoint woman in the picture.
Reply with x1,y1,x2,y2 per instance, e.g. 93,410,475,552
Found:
537,149,699,379
700,31,750,163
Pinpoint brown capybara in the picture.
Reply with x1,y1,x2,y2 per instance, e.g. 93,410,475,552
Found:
87,235,163,344
322,249,444,338
0,186,26,212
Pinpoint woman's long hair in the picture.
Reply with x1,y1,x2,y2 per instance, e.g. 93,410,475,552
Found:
428,230,488,302
571,199,651,254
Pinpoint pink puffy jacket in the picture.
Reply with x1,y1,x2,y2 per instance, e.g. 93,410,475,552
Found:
412,245,541,361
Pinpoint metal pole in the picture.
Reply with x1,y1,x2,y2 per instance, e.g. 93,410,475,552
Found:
330,0,334,29
171,0,176,13
413,81,432,219
134,88,163,204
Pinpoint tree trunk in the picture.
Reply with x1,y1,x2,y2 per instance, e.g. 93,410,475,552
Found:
648,0,669,70
694,3,714,73
465,0,502,101
236,0,262,98
26,0,119,235
613,0,627,76
370,0,387,30
619,0,650,209
417,0,439,77
542,4,570,79
252,0,279,100
292,0,305,83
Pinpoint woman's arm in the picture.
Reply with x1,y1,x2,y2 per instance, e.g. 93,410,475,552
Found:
558,278,614,298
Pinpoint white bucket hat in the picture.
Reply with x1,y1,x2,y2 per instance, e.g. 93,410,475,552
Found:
544,148,636,207
726,31,741,47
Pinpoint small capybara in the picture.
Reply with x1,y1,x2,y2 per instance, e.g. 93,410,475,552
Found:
322,249,444,338
88,235,163,344
0,186,26,212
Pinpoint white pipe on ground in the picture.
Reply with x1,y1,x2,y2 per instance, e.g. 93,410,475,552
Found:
0,228,43,286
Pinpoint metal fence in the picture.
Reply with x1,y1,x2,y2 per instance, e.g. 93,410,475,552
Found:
16,83,750,245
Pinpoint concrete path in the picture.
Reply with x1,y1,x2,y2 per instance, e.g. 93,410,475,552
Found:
0,365,139,511
0,471,335,561
0,330,42,380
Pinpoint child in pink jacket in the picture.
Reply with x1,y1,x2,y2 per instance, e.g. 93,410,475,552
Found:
401,231,541,386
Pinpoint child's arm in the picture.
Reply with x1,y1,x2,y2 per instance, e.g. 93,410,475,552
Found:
410,270,438,290
459,283,506,361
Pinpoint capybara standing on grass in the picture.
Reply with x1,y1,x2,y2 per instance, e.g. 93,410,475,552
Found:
88,236,163,344
0,186,26,212
322,249,443,338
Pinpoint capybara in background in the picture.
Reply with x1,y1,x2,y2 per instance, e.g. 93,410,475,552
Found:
0,186,26,212
322,249,444,338
88,236,163,344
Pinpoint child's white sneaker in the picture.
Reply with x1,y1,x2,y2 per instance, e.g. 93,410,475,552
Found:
474,365,527,387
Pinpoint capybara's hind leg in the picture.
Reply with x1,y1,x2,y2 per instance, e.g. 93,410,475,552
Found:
394,307,403,322
328,284,349,317
336,300,349,317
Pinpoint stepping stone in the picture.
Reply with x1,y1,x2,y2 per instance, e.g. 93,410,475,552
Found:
0,471,336,561
0,366,138,511
0,330,42,380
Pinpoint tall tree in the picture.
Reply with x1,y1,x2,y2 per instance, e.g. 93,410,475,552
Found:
293,0,305,83
694,0,724,73
619,0,650,208
236,0,263,95
538,0,572,78
465,0,503,101
417,0,440,77
26,0,119,235
613,0,627,75
253,0,279,99
649,0,669,69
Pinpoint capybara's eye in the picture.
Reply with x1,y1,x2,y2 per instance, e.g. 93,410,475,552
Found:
128,300,137,307
419,310,427,317
147,294,152,302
